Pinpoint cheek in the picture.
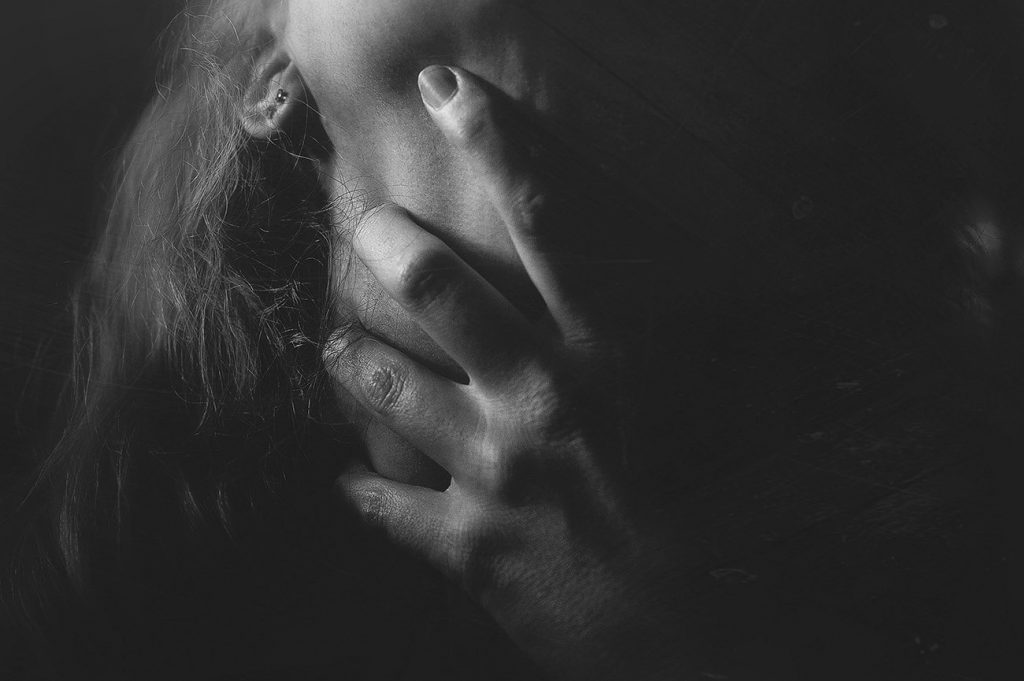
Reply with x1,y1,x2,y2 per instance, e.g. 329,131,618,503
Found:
286,0,546,318
285,1,462,122
285,0,524,124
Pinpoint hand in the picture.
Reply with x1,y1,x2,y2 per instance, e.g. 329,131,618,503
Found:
329,66,688,680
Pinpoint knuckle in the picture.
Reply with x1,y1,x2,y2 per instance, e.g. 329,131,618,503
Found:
449,97,494,150
515,370,588,447
323,324,364,373
393,246,459,312
473,440,514,490
533,402,587,450
353,202,404,245
449,518,501,594
473,431,552,502
507,181,550,232
349,480,393,528
360,202,403,229
360,360,409,416
472,370,587,490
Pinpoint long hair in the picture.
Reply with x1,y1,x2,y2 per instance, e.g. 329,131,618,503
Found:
3,0,343,658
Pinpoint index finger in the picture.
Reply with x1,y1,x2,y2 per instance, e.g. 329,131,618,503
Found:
417,65,595,340
352,204,544,392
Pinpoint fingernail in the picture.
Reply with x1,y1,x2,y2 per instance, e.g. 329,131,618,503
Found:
419,66,458,110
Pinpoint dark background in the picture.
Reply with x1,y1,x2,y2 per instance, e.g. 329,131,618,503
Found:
1,1,178,469
1,1,1018,679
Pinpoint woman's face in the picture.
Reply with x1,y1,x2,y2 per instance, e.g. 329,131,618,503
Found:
275,0,788,481
279,0,681,329
280,0,687,483
280,0,560,250
281,0,568,482
277,0,977,484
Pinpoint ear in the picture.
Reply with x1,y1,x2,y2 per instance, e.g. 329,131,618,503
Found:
241,50,305,139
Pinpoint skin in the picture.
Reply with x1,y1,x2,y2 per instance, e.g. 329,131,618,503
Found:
289,0,541,484
278,0,687,486
328,69,690,679
268,1,693,676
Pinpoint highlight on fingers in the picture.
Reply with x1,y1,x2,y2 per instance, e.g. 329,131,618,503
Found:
415,65,595,339
350,201,543,391
323,328,478,473
335,471,453,568
418,65,460,111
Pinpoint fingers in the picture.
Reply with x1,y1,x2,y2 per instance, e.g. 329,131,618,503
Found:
417,65,591,338
325,328,478,473
352,204,541,391
336,471,456,574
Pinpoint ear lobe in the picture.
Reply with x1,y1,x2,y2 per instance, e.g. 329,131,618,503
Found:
241,53,305,140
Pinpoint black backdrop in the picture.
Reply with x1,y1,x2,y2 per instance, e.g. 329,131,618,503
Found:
1,1,175,468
